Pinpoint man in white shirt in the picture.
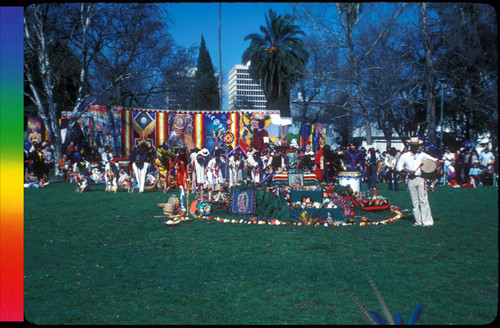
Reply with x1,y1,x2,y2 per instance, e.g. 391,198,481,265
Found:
397,137,440,227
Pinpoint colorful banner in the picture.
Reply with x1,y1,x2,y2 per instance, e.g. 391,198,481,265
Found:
79,105,123,157
313,124,327,152
300,123,313,150
239,110,283,149
203,112,236,152
166,112,194,149
78,107,283,157
26,116,42,144
131,110,156,148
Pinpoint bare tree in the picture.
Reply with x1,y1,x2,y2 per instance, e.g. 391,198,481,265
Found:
24,4,125,177
24,3,174,177
298,3,408,145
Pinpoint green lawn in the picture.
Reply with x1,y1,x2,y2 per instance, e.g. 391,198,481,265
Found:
24,181,498,325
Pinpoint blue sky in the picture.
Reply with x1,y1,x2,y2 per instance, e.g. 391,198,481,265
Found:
166,2,297,108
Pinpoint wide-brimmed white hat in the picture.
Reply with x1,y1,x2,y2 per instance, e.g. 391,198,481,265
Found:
199,148,210,157
290,139,299,149
408,137,423,145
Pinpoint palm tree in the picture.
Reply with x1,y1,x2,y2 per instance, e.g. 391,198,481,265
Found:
242,9,308,117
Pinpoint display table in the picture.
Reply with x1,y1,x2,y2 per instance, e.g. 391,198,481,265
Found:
271,173,320,186
290,190,323,203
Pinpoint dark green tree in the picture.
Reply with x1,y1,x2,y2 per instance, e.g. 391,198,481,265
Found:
192,35,220,110
242,9,308,117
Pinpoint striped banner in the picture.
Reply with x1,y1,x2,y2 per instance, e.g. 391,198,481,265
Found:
122,109,133,156
193,113,204,150
229,112,239,149
156,111,168,147
300,123,313,149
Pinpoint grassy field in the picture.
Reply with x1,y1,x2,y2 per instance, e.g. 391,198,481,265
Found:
24,181,498,325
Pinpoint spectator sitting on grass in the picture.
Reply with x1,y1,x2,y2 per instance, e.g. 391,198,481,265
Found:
468,162,483,186
24,171,40,188
483,160,496,186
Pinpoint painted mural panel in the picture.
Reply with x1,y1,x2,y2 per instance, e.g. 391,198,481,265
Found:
27,116,43,144
80,107,289,157
312,124,327,152
239,111,275,151
132,110,156,149
166,112,194,149
79,105,123,157
203,112,234,153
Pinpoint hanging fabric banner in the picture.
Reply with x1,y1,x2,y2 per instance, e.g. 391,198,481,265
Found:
203,112,238,153
300,123,313,150
193,113,204,150
132,110,157,148
79,107,280,157
313,124,327,152
165,112,194,149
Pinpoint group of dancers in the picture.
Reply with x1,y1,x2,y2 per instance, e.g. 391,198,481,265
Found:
71,136,346,195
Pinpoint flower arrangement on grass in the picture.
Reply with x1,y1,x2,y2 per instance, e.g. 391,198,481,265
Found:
191,208,403,227
290,209,322,226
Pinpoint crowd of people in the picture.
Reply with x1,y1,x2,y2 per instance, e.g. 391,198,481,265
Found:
24,135,497,195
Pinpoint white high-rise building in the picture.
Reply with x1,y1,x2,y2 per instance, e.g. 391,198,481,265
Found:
228,62,267,110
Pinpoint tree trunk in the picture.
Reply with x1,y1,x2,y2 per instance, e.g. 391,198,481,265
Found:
337,3,372,145
419,3,437,146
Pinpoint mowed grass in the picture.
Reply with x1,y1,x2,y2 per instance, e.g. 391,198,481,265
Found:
24,181,498,325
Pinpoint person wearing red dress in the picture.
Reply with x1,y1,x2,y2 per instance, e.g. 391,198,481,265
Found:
175,148,189,189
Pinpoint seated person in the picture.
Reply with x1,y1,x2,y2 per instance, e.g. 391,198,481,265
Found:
482,160,496,186
468,162,483,185
24,171,40,188
446,162,456,183
117,168,132,189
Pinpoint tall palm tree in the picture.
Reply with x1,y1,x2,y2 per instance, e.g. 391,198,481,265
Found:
242,9,308,117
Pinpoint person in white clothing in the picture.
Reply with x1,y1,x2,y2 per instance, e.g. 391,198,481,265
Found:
101,146,114,167
397,137,440,227
246,149,263,184
441,147,454,184
227,149,243,187
72,152,90,192
188,148,200,191
206,149,225,192
194,148,210,191
129,143,149,193
104,160,119,192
